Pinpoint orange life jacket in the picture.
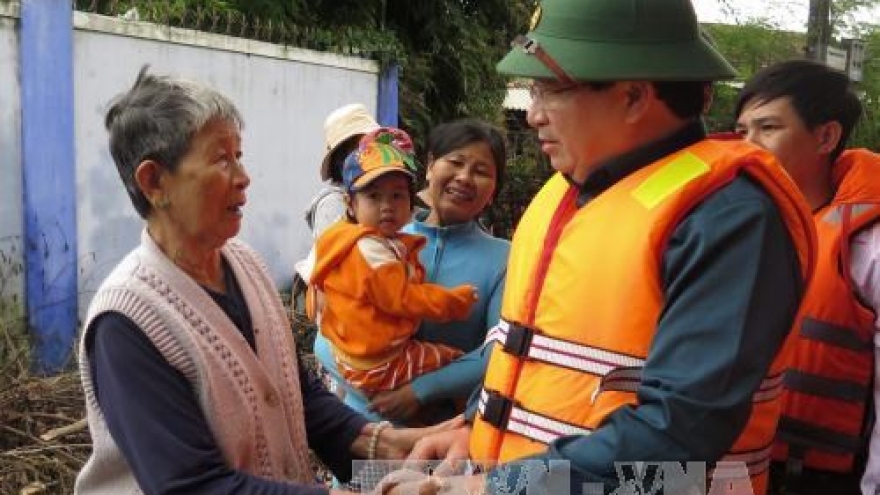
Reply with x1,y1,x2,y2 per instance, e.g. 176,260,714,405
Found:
470,139,816,495
772,149,880,473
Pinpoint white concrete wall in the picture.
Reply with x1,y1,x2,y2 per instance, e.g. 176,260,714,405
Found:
1,5,380,316
0,6,24,310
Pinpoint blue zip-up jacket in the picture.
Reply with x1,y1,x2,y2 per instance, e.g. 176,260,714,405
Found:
405,212,510,403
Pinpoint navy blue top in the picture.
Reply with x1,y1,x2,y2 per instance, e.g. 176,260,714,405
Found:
86,260,368,495
481,121,805,494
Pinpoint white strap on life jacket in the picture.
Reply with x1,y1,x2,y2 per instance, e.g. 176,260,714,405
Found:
480,319,784,452
477,389,592,445
485,319,646,375
486,319,782,403
478,384,771,477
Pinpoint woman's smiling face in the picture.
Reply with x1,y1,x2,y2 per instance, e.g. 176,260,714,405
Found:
425,141,497,226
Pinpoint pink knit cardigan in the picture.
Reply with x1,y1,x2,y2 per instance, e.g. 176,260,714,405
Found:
76,231,314,494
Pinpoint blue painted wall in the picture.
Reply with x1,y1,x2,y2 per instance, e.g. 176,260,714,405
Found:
377,63,399,127
21,0,78,374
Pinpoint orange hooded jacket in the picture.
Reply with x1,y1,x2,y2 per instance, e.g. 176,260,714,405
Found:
310,221,474,371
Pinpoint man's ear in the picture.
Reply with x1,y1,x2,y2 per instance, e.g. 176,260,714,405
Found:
134,159,166,207
621,81,651,123
816,121,843,155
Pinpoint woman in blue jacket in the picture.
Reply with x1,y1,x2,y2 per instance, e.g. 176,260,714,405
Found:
313,118,510,424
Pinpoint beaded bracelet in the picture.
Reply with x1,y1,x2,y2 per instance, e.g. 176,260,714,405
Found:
367,420,392,460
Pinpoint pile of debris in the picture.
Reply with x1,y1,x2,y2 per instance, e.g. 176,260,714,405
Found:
0,355,89,495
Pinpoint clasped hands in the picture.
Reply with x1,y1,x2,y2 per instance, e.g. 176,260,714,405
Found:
376,421,485,495
342,420,485,495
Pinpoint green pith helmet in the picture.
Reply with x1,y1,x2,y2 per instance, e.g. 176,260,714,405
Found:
498,0,737,82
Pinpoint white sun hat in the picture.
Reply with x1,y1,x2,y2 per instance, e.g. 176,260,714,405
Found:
320,103,380,181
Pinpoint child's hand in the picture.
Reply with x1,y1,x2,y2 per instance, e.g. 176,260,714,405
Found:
447,285,478,320
464,285,478,302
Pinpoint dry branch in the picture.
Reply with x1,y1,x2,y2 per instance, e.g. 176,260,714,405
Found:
39,419,87,443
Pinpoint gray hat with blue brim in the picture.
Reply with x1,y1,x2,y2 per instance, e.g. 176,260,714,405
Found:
498,0,737,82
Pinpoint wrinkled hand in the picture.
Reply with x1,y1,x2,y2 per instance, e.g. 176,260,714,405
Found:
383,416,467,459
373,469,438,495
330,489,362,495
407,423,472,476
375,471,484,495
370,385,421,422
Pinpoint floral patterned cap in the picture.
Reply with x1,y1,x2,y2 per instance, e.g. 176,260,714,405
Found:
342,127,418,192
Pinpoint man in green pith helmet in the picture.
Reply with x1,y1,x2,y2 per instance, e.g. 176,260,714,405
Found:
380,1,818,494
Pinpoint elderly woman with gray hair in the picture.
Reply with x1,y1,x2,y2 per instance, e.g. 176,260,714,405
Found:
75,67,441,495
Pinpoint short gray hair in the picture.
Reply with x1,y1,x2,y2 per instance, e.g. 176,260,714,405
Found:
104,65,244,218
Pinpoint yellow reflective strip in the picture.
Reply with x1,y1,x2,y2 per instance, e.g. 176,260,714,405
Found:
632,152,711,209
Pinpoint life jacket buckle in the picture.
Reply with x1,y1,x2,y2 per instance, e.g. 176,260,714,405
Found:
503,323,535,358
482,390,515,430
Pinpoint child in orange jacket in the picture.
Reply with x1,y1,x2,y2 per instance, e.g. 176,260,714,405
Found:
308,128,477,395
